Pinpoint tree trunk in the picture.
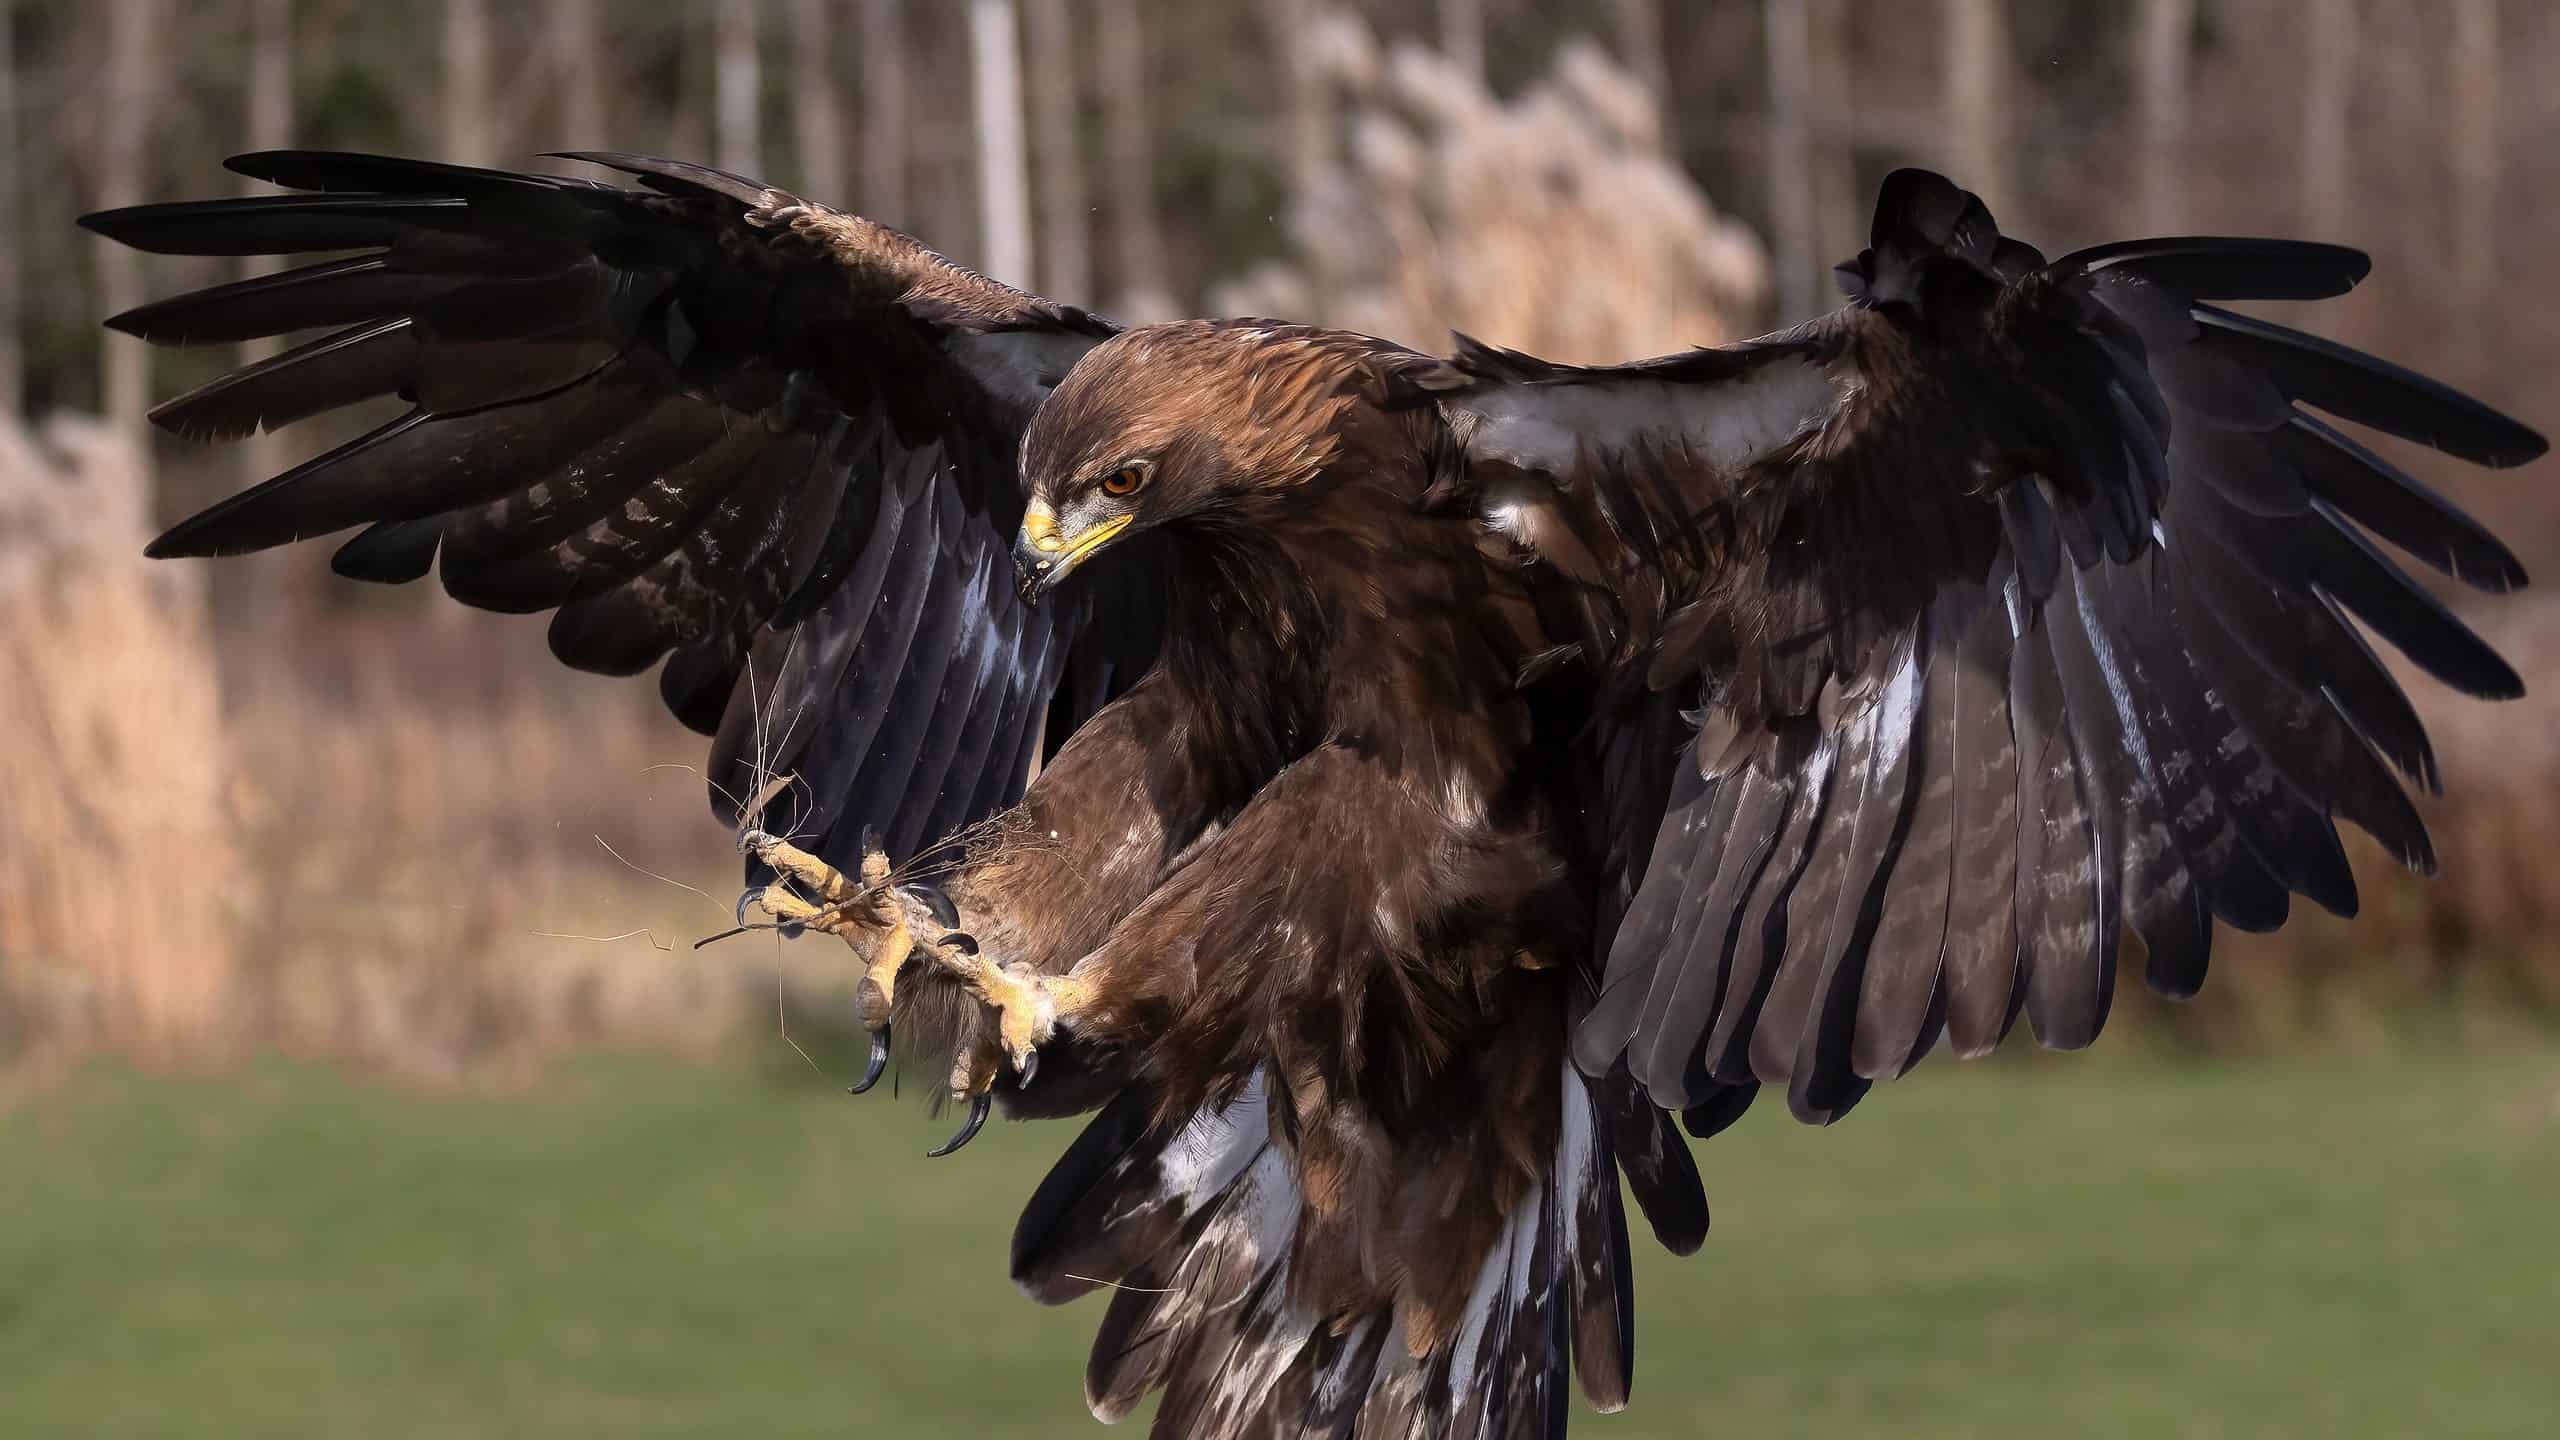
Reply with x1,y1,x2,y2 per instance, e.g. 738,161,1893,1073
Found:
443,0,493,166
0,8,18,412
968,0,1031,284
859,0,909,224
1612,0,1668,98
1023,0,1090,305
2449,0,2499,359
716,0,763,176
1096,0,1171,317
0,5,19,414
1763,0,1817,320
2300,0,2357,238
1260,0,1337,314
1805,0,1856,292
100,0,165,466
789,0,846,203
2133,0,2194,231
432,0,492,629
1943,0,2011,222
550,0,608,150
240,0,294,496
1441,0,1485,87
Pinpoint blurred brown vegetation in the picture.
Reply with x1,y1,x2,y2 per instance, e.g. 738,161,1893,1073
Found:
2,0,2556,1075
0,414,752,1075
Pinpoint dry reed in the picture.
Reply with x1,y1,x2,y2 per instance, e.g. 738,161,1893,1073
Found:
0,415,240,1063
1,414,781,1077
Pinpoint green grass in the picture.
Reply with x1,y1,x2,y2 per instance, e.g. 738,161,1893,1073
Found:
3,1046,2555,1438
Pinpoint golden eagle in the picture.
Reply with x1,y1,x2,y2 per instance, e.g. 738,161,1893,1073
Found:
87,154,2543,1436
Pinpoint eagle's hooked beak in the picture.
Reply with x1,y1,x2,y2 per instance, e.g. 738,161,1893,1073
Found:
1014,503,1132,604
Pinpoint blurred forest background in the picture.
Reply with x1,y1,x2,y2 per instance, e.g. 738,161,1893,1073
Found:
5,0,2555,1074
2,5,2556,1436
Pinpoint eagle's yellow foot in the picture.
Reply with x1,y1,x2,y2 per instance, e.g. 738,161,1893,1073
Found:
737,826,958,1098
968,964,1093,1089
933,966,1093,1155
735,826,1088,1154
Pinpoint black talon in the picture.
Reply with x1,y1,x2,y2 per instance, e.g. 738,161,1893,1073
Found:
858,823,883,858
938,931,978,955
901,883,959,930
847,1030,891,1095
1016,1050,1039,1089
734,889,761,928
927,1091,992,1157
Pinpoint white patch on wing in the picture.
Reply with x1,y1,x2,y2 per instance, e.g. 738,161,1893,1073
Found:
1444,1059,1599,1421
1553,1059,1595,1228
1150,1070,1269,1211
1228,1143,1303,1269
1198,1148,1317,1423
1457,354,1845,476
1445,1166,1544,1409
1309,1313,1379,1414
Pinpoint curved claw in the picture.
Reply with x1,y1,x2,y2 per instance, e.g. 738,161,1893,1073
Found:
902,882,960,930
730,888,805,939
927,1090,992,1157
1015,1048,1038,1089
939,931,979,955
858,823,883,858
847,1028,891,1095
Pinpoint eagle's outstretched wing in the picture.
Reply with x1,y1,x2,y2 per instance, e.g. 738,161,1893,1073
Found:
83,152,1161,868
1448,169,2543,1126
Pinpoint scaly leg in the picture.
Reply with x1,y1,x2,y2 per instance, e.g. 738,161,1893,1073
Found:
737,828,1093,1153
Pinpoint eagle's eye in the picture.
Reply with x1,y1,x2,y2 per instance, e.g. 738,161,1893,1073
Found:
1100,465,1148,499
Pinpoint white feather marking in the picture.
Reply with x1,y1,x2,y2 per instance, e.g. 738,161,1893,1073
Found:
1442,774,1486,828
1444,1061,1598,1420
1458,356,1845,476
1445,1157,1546,1408
1229,1145,1302,1273
1151,1071,1269,1211
1553,1060,1595,1230
1196,1147,1315,1425
1309,1313,1379,1414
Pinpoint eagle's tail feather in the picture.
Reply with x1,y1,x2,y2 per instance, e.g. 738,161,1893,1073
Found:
1012,1064,1633,1438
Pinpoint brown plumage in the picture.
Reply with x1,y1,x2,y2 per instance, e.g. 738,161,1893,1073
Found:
87,154,2544,1437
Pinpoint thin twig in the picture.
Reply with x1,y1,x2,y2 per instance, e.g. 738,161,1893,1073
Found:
531,927,676,951
592,833,723,915
774,931,825,1075
1063,1273,1184,1295
640,761,750,816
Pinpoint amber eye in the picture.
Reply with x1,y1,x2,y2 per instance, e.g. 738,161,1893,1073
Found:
1100,465,1147,498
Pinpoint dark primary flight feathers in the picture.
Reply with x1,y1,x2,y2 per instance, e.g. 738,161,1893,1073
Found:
86,152,2543,1438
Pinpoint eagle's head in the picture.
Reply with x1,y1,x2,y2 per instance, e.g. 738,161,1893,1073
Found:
1012,320,1361,601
